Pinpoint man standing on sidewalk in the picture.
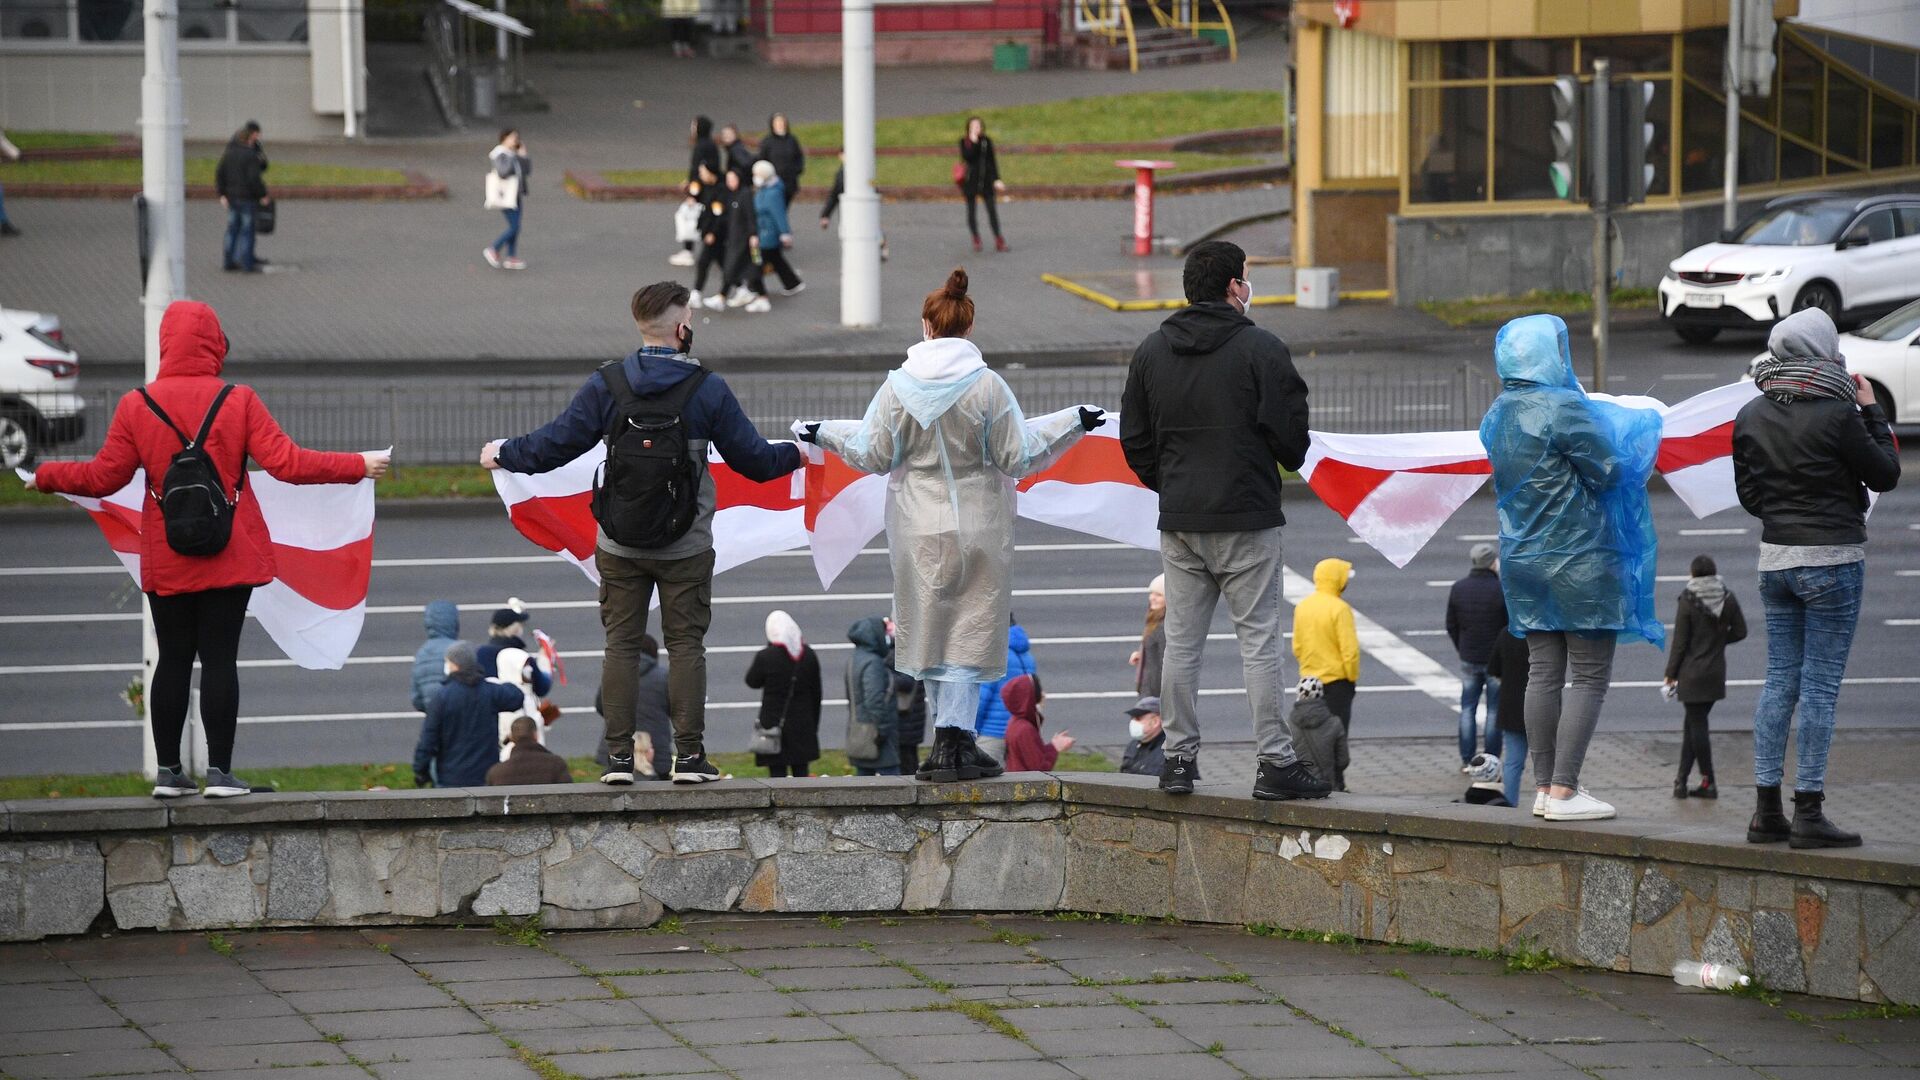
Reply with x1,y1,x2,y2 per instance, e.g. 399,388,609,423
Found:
1119,240,1330,802
215,122,269,273
483,282,803,784
1445,542,1507,770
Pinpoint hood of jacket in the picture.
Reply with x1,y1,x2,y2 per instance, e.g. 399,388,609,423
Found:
848,615,890,655
158,301,228,379
1493,313,1579,390
694,116,713,140
1312,558,1352,596
1158,301,1252,356
1008,624,1030,655
1767,306,1844,365
617,350,703,396
889,337,988,427
422,600,459,640
1000,674,1038,727
635,651,660,680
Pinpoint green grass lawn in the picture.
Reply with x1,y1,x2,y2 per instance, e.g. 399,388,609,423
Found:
0,749,1115,799
0,158,409,187
5,464,497,510
606,150,1260,191
789,89,1286,149
8,130,125,150
1418,287,1659,327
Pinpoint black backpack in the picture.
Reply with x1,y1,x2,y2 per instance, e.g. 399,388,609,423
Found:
590,361,710,550
139,384,245,558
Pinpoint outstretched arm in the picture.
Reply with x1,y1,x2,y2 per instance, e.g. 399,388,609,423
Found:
33,391,144,497
985,376,1086,480
814,384,904,475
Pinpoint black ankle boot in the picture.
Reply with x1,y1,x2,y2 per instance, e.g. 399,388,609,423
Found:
1747,785,1791,844
915,727,961,783
1790,790,1862,849
1673,777,1691,799
1692,777,1717,800
951,729,1005,781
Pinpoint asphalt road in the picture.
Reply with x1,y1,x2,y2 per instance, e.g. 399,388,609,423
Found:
6,446,1917,778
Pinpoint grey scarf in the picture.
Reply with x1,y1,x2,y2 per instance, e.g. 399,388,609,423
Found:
1684,574,1728,617
1755,308,1855,405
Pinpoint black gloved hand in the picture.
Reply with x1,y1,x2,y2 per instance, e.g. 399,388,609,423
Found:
799,422,822,444
414,773,432,789
1078,406,1106,432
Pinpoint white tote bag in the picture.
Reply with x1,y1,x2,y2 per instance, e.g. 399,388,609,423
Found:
484,169,520,210
673,199,701,243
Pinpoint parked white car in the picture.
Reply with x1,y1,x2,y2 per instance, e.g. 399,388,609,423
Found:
0,307,85,470
1659,193,1920,345
1748,298,1920,424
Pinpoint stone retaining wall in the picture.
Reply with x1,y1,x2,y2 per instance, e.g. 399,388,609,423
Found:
4,774,1916,1004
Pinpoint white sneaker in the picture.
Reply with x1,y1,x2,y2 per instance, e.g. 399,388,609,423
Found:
702,293,726,311
725,287,754,308
688,290,703,309
1544,790,1616,821
780,281,806,297
1532,791,1549,817
744,297,772,313
483,246,503,269
668,249,696,267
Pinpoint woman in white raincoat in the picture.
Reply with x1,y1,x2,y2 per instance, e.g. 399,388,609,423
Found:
801,268,1104,782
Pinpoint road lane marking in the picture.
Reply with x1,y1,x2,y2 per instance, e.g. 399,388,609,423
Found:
1678,528,1748,536
0,542,1139,578
1283,566,1458,710
1454,534,1498,542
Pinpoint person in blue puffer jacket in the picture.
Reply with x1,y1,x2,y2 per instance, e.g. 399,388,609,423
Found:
746,160,803,307
411,600,462,713
974,618,1036,763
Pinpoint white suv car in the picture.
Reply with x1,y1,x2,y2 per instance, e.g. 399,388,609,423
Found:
1658,193,1920,345
0,307,86,470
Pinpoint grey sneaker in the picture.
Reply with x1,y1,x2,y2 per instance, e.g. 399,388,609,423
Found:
203,767,253,799
152,767,198,799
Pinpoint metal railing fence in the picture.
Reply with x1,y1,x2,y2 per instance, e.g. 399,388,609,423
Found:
23,364,1501,467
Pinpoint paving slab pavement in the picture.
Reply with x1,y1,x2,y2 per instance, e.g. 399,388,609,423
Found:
3,918,1913,1080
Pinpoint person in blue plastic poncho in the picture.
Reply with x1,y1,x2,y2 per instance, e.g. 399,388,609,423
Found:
800,268,1101,783
1480,314,1662,824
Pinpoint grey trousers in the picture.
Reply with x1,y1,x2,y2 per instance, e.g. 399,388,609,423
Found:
1158,528,1298,766
1524,631,1617,788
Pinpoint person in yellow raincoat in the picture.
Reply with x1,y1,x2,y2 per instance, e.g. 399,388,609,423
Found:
1292,557,1360,730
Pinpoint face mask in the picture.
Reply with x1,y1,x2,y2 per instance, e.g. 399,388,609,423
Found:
1128,719,1147,741
677,322,694,355
1236,279,1255,314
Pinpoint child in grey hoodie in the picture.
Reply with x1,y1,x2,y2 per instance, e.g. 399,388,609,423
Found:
1286,677,1348,792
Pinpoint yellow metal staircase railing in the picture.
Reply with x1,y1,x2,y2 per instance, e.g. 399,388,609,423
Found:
1077,0,1139,73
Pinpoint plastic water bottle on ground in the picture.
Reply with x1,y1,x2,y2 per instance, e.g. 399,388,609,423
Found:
1672,960,1749,990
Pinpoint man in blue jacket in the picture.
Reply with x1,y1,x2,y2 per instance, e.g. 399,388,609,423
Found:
482,281,803,786
411,599,461,713
415,642,526,789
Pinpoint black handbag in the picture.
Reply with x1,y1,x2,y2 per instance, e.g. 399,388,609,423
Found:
254,201,276,236
749,655,793,758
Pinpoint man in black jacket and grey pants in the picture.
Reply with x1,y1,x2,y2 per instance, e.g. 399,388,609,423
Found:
1120,240,1330,803
214,122,269,273
1446,542,1507,770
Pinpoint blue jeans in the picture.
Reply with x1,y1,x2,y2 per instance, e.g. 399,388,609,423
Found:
495,207,522,257
223,203,256,269
1458,662,1502,762
1501,729,1529,807
1752,561,1864,793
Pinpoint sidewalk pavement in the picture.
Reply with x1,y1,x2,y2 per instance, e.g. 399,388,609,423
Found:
4,915,1910,1080
1171,728,1914,846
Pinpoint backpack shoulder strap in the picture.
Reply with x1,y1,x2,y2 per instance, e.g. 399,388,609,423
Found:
599,359,642,419
661,367,710,411
138,388,191,448
192,384,237,448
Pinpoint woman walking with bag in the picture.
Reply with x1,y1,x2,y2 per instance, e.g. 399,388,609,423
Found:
30,302,387,799
1734,308,1900,848
957,117,1007,253
800,269,1098,782
484,129,530,270
1663,555,1747,799
744,610,822,777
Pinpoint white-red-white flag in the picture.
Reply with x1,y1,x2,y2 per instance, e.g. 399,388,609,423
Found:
39,469,376,669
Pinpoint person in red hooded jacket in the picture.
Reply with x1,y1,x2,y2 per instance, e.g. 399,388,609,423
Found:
1001,674,1074,773
32,301,387,799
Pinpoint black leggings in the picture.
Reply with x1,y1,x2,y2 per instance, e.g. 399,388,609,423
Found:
964,188,1001,239
693,242,727,292
765,763,810,778
147,586,252,772
1678,701,1715,783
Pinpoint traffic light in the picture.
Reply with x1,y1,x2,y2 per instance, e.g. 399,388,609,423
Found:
1549,76,1581,202
1614,78,1657,205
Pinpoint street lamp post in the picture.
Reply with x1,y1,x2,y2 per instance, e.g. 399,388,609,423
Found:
839,0,881,328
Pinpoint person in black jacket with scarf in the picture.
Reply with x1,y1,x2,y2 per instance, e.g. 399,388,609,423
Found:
959,117,1006,253
758,113,805,209
1663,555,1747,800
1734,307,1900,849
744,611,822,777
1446,542,1507,768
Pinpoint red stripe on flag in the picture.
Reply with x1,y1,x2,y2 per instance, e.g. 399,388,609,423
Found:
1015,436,1145,493
83,504,142,555
712,462,803,513
804,455,868,531
271,537,373,611
509,491,599,563
1307,456,1490,520
1656,421,1733,473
